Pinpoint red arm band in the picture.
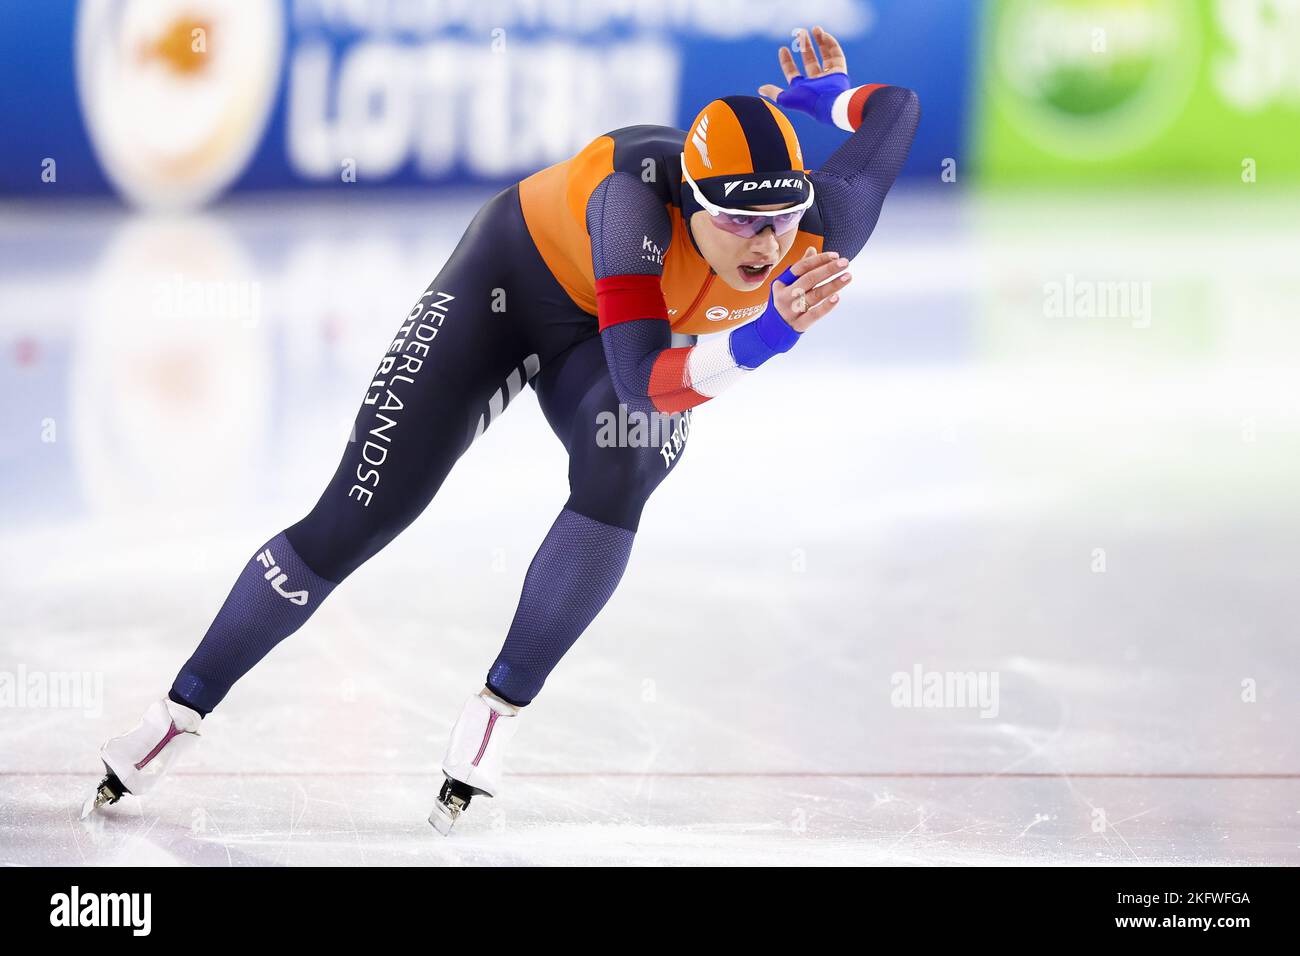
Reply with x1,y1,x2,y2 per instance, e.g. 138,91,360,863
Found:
844,83,888,131
594,274,669,331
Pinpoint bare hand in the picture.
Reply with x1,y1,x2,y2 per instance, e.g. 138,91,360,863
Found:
757,25,849,103
771,247,852,332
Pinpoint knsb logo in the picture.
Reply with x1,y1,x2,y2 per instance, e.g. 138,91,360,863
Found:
641,235,664,265
76,0,284,209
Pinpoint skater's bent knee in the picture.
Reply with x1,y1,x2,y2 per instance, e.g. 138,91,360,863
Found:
284,512,389,584
567,447,675,530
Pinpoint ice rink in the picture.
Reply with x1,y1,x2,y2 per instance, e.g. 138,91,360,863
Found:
2,186,1297,865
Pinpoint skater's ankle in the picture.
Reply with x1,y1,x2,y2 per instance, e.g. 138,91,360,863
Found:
478,686,523,716
168,688,209,719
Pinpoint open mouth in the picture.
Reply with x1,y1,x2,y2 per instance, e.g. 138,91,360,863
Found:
738,262,773,282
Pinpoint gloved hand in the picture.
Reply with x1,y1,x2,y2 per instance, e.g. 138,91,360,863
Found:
757,26,853,127
775,72,851,127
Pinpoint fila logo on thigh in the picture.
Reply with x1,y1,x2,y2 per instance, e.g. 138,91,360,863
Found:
256,548,309,605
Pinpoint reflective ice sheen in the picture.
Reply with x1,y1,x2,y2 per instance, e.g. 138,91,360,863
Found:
1,188,1297,865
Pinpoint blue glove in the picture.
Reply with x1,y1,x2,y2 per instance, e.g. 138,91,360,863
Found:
775,73,851,127
728,266,802,369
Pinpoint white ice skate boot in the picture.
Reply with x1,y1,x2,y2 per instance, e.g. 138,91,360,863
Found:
428,689,521,835
81,697,203,818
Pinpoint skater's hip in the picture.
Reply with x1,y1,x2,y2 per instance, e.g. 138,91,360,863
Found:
445,182,598,363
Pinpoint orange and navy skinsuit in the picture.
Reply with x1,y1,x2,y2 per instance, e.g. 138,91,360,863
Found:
518,82,921,415
173,81,923,721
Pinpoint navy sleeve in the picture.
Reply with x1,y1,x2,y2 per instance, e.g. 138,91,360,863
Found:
586,172,675,414
808,86,921,260
587,170,672,280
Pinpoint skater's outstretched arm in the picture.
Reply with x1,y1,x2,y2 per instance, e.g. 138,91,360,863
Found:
588,171,845,415
758,25,921,260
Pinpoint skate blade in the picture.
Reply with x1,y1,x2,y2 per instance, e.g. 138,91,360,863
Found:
80,771,126,820
428,804,457,836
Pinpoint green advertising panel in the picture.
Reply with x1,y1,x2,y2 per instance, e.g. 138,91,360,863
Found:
974,0,1300,182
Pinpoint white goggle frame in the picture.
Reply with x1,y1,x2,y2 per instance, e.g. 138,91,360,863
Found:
680,152,816,219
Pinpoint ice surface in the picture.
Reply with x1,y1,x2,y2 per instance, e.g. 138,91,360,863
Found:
1,188,1297,865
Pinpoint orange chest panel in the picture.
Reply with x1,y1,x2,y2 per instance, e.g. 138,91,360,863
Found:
659,213,824,335
518,135,824,336
517,136,611,316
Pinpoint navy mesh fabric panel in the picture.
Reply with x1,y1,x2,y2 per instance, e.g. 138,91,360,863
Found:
535,332,689,531
809,86,920,260
585,171,679,413
486,507,636,705
586,172,672,280
600,318,669,415
171,531,337,714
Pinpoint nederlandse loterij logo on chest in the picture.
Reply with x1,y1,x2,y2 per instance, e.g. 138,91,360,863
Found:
705,302,766,323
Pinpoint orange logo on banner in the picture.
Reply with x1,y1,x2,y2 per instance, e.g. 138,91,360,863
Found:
138,18,213,76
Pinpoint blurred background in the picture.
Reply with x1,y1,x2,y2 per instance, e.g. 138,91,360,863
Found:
1,0,1297,865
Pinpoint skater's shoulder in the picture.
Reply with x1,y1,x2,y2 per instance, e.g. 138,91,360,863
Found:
602,125,688,188
601,123,687,154
563,124,684,214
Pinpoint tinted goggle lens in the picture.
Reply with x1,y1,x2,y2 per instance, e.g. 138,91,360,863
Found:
709,208,806,238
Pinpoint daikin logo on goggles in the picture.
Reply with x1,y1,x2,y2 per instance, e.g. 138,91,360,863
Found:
722,177,806,197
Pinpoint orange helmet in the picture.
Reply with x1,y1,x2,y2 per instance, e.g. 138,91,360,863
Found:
681,95,810,210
